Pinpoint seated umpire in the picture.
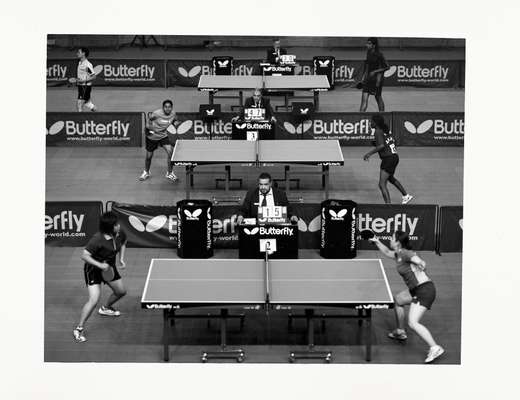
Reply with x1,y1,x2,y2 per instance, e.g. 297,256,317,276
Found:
266,38,287,64
232,88,276,123
237,172,298,224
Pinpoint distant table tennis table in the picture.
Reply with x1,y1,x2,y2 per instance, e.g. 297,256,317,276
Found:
141,258,394,363
171,139,344,199
198,75,330,110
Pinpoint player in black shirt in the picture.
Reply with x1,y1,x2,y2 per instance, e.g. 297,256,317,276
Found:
73,211,128,342
363,115,413,204
359,38,390,112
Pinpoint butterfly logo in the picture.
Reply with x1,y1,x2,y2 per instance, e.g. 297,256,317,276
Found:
458,219,463,230
404,120,433,134
318,60,330,67
184,209,203,220
329,209,348,220
217,60,229,67
92,65,104,75
178,66,202,78
166,120,193,135
47,121,64,135
243,227,260,235
283,121,312,134
299,108,309,115
297,216,321,233
236,123,247,129
205,109,215,116
128,215,168,233
384,66,397,77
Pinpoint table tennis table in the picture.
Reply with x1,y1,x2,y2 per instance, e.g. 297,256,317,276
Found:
171,139,344,199
141,258,394,363
198,75,330,110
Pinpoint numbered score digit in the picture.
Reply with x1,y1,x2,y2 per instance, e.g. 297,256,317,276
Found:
259,239,277,253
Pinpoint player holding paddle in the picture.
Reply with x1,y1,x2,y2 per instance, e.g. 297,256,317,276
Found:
138,99,179,182
73,211,128,343
367,230,445,363
363,114,413,204
69,47,100,112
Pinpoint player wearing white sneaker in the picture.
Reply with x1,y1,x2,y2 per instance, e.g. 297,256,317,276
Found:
370,230,444,363
73,212,128,342
363,115,412,204
140,99,179,182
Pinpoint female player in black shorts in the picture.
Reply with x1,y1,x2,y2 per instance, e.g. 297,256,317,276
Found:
73,211,128,342
363,114,413,204
359,37,390,112
370,230,445,363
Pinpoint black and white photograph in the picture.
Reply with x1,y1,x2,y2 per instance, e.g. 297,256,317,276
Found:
45,34,463,364
3,1,519,399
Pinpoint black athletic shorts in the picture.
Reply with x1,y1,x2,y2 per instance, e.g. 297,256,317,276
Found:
77,85,92,101
362,77,383,97
380,154,399,175
84,263,121,286
145,136,171,152
410,281,436,310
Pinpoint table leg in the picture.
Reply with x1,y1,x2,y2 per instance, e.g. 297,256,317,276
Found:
323,165,330,198
220,308,228,349
163,309,170,362
239,91,243,107
185,166,191,200
366,309,372,362
314,91,319,110
285,165,290,195
209,91,214,105
225,165,230,193
306,308,314,348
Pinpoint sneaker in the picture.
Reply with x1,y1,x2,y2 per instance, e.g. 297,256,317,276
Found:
387,329,408,341
98,306,121,317
165,172,178,182
73,327,86,342
402,194,414,204
424,345,445,363
139,171,150,181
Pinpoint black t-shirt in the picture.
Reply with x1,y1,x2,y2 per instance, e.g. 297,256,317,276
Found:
84,230,127,267
375,128,397,158
365,50,388,73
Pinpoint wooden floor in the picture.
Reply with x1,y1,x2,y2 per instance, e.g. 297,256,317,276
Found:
44,248,461,364
46,86,465,113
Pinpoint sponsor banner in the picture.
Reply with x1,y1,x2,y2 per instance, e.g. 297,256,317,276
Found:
47,59,78,86
46,112,143,146
383,60,460,88
111,204,178,248
92,59,165,87
276,112,393,145
439,206,463,252
301,60,364,85
166,60,212,87
47,59,166,87
393,112,464,146
212,205,241,248
357,204,438,251
294,204,322,249
45,201,102,246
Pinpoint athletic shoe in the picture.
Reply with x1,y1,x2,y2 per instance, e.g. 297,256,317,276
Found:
98,306,121,317
425,345,445,363
387,329,408,341
402,194,414,204
165,172,178,182
139,171,150,181
73,327,86,342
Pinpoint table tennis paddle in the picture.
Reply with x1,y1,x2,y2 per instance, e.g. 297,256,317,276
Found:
68,77,78,85
359,229,375,240
101,266,115,282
